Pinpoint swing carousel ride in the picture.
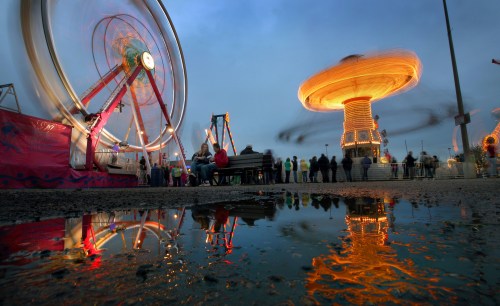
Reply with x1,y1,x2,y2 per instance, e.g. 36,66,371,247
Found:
298,50,422,159
0,1,188,187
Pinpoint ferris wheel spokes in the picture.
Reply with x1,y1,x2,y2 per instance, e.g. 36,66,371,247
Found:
81,64,124,107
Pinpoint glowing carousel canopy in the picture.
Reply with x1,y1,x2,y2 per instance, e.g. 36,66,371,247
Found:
297,50,422,156
298,50,422,112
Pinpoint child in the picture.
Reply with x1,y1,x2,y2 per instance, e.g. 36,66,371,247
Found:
172,166,182,187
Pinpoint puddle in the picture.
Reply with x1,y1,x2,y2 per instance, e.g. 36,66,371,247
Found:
0,193,498,305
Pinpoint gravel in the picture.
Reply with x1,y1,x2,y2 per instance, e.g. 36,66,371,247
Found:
0,179,498,224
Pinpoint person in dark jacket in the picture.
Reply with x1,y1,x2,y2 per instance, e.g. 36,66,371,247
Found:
274,158,283,183
361,155,372,181
292,156,298,183
310,156,319,182
240,145,257,155
318,154,330,183
341,154,353,182
405,151,416,179
330,156,338,183
263,149,275,184
240,145,257,184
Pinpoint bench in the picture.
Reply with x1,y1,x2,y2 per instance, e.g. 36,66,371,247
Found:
213,153,273,185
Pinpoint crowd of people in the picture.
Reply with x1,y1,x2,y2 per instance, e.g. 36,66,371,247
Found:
135,141,498,187
272,153,356,183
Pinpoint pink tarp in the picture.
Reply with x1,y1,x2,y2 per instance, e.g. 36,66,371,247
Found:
0,109,137,188
0,218,65,265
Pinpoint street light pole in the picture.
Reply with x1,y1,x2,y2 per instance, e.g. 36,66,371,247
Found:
442,0,472,164
325,144,329,157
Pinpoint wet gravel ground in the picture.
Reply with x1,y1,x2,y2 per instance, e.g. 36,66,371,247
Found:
0,179,498,224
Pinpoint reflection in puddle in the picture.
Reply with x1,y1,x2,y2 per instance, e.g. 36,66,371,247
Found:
306,197,448,304
0,193,498,304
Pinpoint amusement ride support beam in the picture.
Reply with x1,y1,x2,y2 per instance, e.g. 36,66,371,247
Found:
214,116,220,144
221,117,226,150
85,65,142,171
145,69,187,173
443,0,471,163
130,89,152,176
81,65,123,106
225,119,237,155
224,113,238,156
129,86,150,145
134,210,148,249
175,208,186,237
227,216,238,247
123,115,134,142
204,121,214,144
0,83,21,113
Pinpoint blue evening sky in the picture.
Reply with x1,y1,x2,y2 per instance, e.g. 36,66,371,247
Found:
166,0,500,161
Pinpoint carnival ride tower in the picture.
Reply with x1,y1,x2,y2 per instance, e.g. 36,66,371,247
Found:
204,113,237,155
298,50,422,158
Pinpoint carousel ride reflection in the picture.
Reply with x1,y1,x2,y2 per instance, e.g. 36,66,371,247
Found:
0,208,186,269
191,202,277,256
305,197,443,304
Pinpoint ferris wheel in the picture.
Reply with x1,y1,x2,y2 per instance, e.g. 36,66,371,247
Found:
21,0,187,171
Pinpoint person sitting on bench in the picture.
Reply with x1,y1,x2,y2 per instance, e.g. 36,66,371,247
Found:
190,143,212,185
201,142,228,186
240,144,258,184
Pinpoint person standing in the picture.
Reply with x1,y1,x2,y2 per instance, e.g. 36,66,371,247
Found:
300,158,309,183
420,151,432,178
361,155,372,181
405,151,416,180
310,156,319,182
341,154,353,182
162,164,170,186
419,151,426,177
139,156,147,184
292,156,298,183
391,156,399,179
263,149,275,185
111,142,120,164
275,158,283,184
486,139,497,177
431,155,439,178
284,157,292,183
330,156,338,183
318,154,330,183
172,165,182,187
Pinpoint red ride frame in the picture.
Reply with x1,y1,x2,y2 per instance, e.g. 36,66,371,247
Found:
84,63,182,172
